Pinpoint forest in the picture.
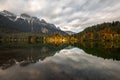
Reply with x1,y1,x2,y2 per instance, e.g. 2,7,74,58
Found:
74,21,120,42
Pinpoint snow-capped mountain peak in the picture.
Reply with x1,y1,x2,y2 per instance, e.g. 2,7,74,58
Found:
0,10,16,21
0,10,67,35
0,10,41,23
20,13,31,19
0,10,16,17
40,19,47,23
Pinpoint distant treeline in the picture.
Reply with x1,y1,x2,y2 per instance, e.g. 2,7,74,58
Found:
74,21,120,41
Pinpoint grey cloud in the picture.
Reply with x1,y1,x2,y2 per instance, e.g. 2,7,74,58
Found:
0,0,120,32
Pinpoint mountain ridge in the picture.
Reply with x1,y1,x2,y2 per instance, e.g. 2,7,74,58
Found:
0,10,67,35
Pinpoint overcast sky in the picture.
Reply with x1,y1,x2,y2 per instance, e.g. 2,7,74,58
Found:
0,0,120,32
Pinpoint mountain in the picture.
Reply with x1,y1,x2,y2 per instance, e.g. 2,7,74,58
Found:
65,31,75,35
0,10,67,35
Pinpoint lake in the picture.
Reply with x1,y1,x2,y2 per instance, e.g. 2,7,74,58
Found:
0,42,120,80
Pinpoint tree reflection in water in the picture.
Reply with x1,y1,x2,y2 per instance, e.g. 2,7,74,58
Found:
0,42,120,80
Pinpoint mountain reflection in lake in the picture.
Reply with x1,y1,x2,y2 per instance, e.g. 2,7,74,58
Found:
0,42,120,80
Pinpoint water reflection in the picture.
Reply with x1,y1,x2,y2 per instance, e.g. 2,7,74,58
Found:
0,42,120,80
0,42,68,69
0,47,120,80
73,42,120,60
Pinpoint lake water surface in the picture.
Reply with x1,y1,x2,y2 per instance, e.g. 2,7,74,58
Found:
0,42,120,80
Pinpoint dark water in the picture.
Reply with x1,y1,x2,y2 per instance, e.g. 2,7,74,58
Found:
0,42,120,80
